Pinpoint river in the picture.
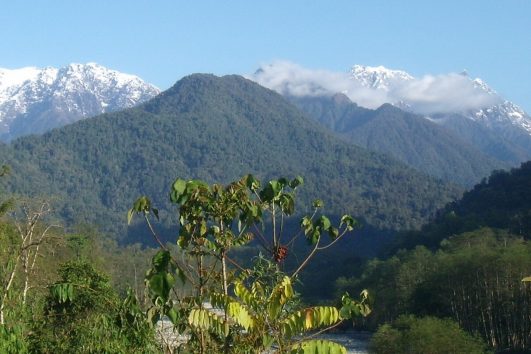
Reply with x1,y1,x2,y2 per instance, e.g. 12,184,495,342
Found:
156,320,371,353
318,331,371,354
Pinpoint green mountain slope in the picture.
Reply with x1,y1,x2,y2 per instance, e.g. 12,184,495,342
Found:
290,94,508,186
430,113,531,163
0,74,460,242
390,161,531,251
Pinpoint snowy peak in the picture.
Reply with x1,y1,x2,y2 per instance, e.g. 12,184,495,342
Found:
350,64,414,91
0,63,160,140
0,66,43,90
251,61,531,136
472,77,496,95
349,64,531,135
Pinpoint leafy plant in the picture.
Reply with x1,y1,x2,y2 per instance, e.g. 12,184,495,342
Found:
30,260,158,353
129,174,371,353
0,324,28,354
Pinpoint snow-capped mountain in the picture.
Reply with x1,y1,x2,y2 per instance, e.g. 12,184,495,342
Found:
0,63,160,141
350,65,413,91
251,61,531,168
344,64,531,163
349,65,531,136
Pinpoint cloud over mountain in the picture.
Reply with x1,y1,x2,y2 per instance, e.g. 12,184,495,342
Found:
249,61,499,114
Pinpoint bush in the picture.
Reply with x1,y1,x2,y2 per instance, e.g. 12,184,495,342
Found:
30,260,158,353
369,315,491,354
0,324,28,353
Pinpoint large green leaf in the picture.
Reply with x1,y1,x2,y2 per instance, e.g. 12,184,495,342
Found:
282,306,341,337
188,308,227,337
290,339,347,354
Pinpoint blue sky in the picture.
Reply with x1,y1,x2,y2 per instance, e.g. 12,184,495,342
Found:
1,0,530,111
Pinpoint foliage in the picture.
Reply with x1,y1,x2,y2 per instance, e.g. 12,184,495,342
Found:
369,315,491,354
336,163,531,352
0,204,159,352
129,174,371,353
338,228,531,352
0,324,29,354
0,199,63,326
30,260,158,353
391,161,531,251
0,74,459,245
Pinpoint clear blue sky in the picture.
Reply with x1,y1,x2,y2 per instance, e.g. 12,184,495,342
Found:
1,0,530,111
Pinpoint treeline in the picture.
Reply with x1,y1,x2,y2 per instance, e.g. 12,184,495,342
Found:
333,162,531,353
336,228,531,352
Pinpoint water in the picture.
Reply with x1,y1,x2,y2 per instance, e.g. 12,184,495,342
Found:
156,320,371,353
318,331,371,354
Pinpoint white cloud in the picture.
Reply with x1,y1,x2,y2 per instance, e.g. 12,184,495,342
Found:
392,74,500,114
248,61,500,114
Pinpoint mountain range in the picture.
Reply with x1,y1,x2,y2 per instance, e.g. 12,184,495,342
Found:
252,63,531,185
0,62,529,244
0,62,160,141
348,65,531,163
289,94,506,186
0,74,460,243
2,62,530,187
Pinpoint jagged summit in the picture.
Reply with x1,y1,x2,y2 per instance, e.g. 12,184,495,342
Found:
0,63,160,141
349,64,413,91
349,64,531,136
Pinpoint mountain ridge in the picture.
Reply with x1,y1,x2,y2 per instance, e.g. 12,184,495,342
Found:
347,65,531,162
0,62,160,141
251,63,531,166
1,73,461,242
290,94,508,186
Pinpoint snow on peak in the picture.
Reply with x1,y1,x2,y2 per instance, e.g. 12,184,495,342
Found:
350,64,414,91
0,66,42,90
351,66,531,135
251,61,531,136
0,63,161,141
472,78,497,95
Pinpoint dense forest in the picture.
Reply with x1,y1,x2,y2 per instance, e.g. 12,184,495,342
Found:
0,75,529,353
0,74,460,245
336,163,531,353
391,161,531,251
1,163,529,352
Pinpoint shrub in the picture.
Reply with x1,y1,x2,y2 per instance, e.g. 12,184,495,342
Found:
369,315,491,354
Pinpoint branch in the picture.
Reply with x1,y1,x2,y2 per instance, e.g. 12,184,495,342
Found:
291,236,320,278
286,207,319,248
252,225,273,253
143,213,168,251
316,228,350,251
292,319,345,345
225,255,245,271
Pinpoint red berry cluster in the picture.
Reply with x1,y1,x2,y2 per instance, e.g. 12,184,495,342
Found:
274,245,288,262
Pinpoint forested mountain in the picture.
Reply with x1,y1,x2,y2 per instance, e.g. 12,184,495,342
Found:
290,94,506,186
0,74,460,243
430,112,531,164
348,65,531,162
335,162,531,352
253,63,531,176
391,160,531,250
